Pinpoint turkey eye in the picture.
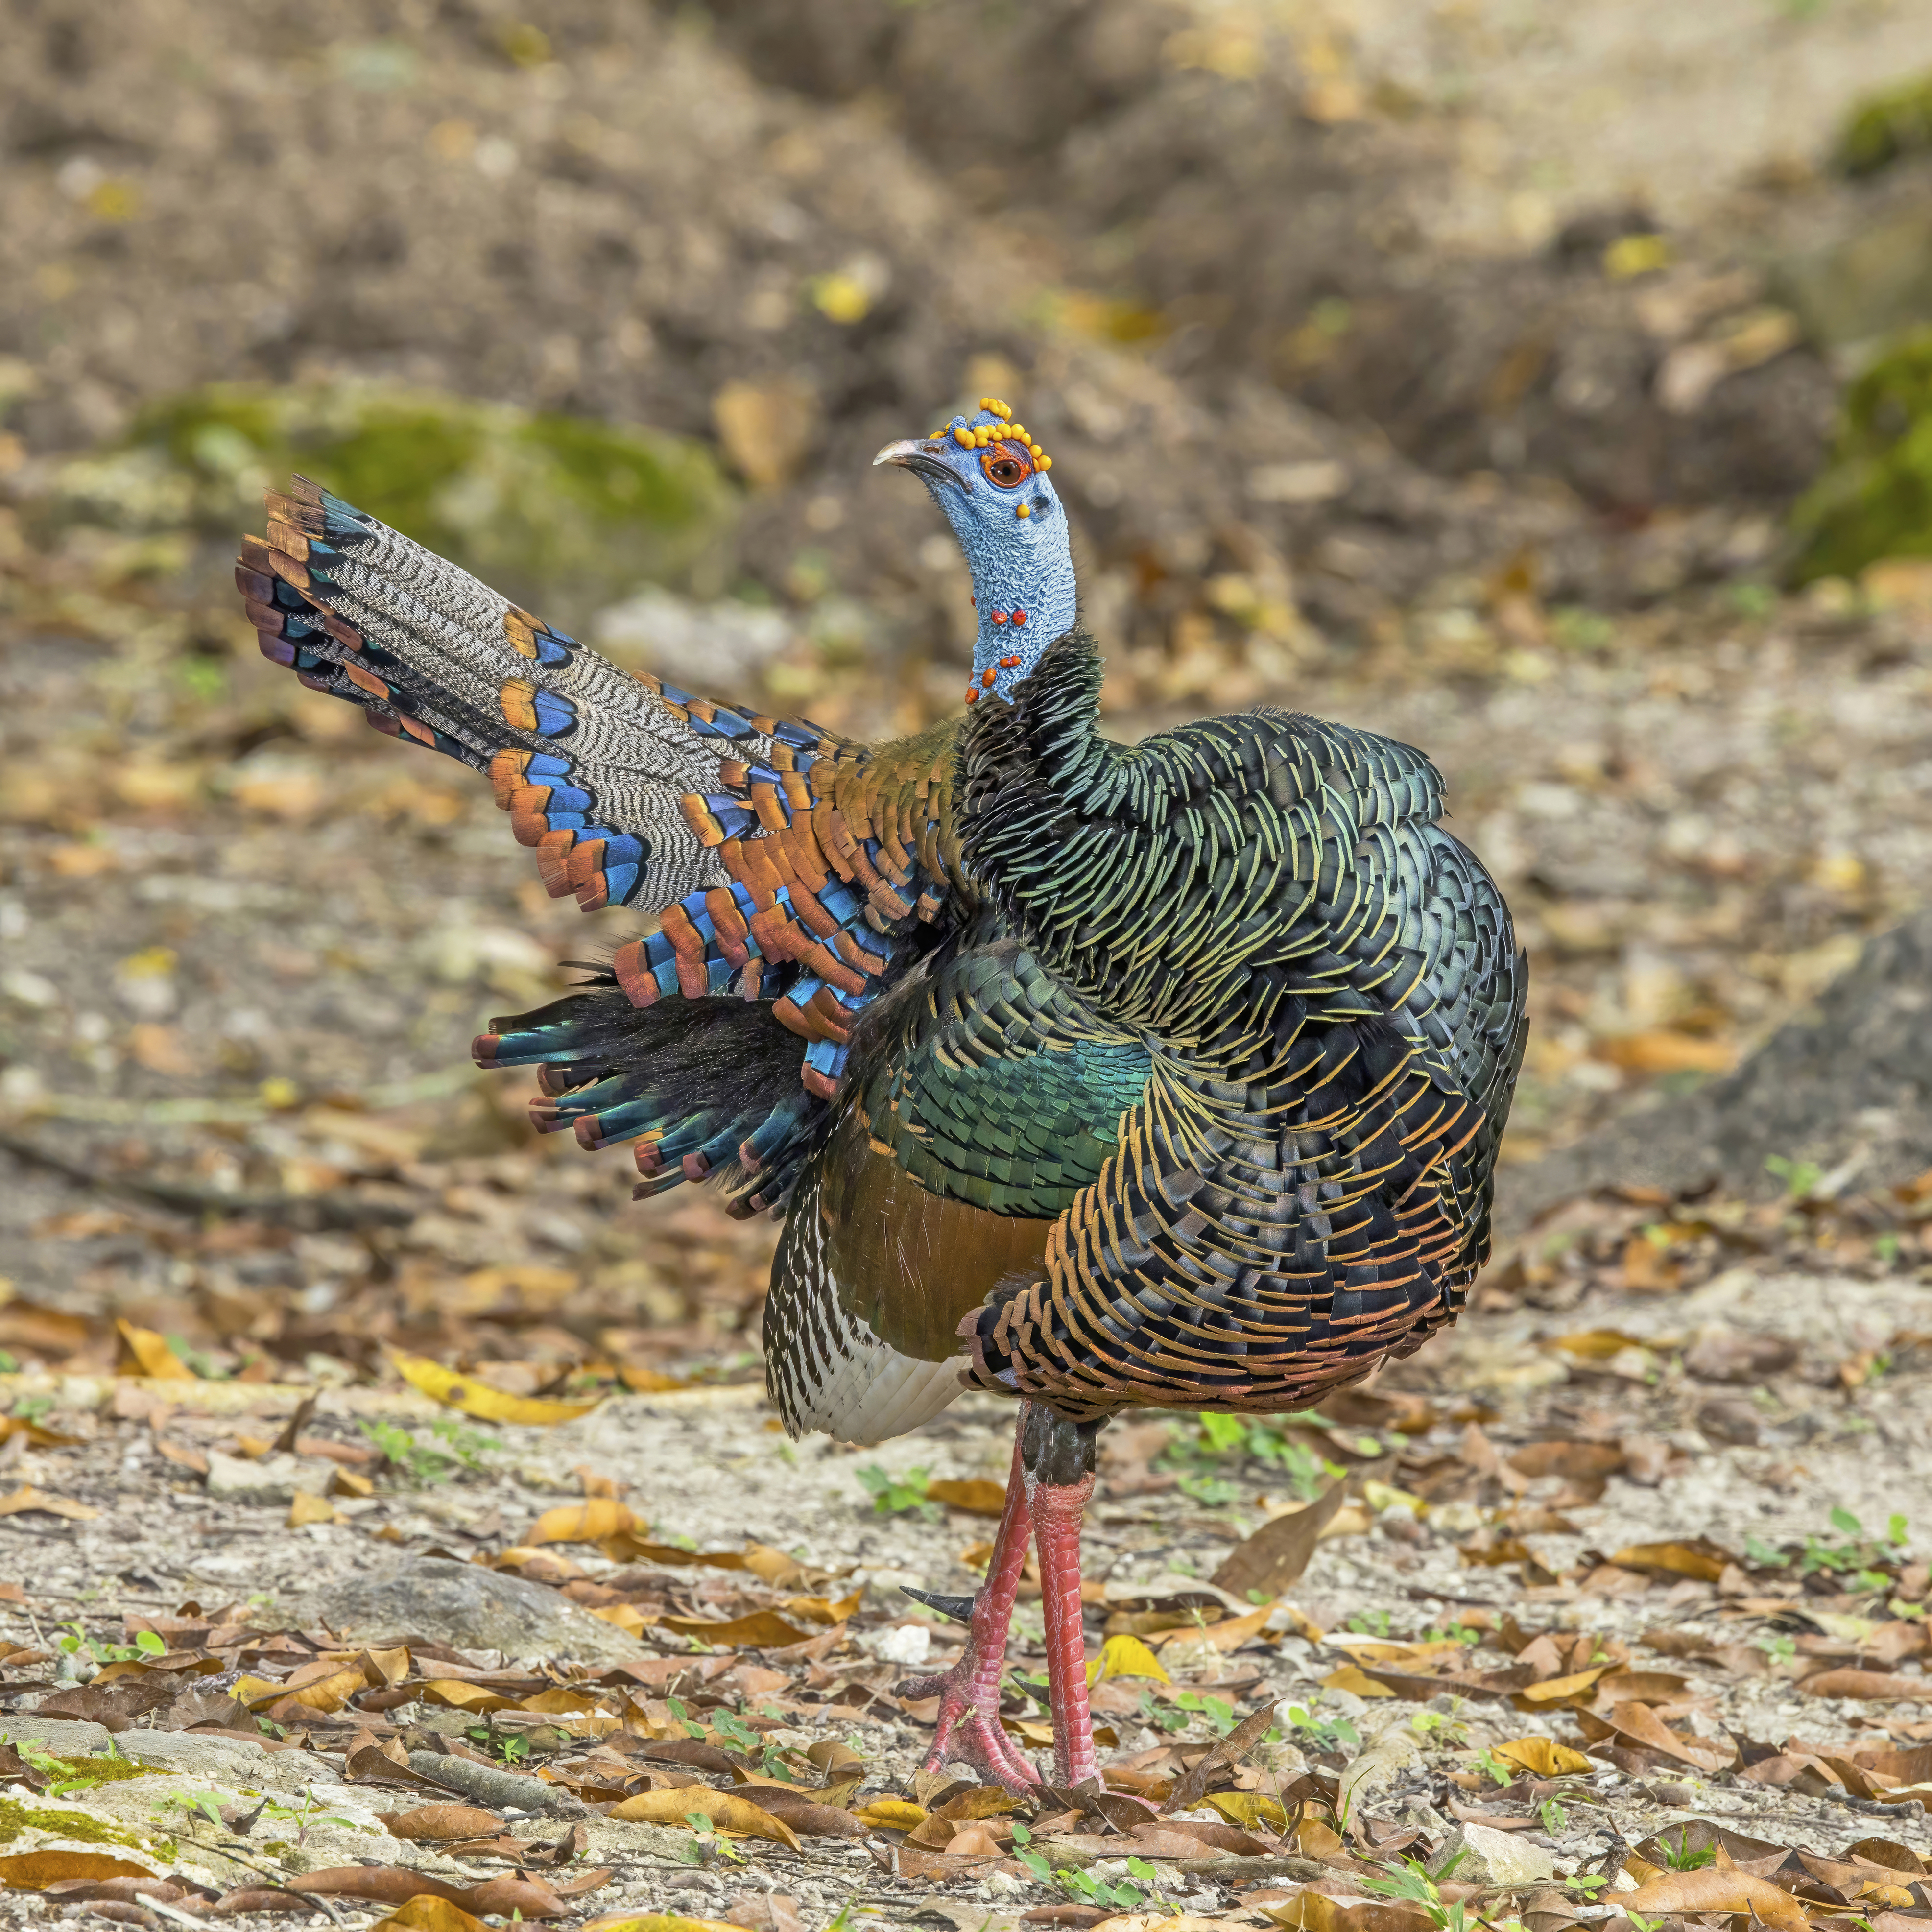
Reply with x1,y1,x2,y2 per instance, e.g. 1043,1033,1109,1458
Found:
980,444,1033,489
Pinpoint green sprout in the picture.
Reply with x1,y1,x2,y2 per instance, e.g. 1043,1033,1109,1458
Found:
855,1464,938,1521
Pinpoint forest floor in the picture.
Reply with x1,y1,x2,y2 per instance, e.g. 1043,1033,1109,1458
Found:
6,1,1932,1928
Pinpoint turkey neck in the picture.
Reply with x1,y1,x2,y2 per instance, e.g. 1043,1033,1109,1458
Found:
959,514,1077,695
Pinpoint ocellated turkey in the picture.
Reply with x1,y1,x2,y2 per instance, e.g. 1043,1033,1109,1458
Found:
235,396,1527,1794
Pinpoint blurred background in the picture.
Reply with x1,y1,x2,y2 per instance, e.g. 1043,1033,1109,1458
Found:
2,0,1931,1393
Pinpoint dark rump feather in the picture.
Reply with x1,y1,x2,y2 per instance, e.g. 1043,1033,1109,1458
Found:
475,968,828,1215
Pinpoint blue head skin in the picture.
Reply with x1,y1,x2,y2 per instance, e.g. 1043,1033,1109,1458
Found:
874,398,1075,709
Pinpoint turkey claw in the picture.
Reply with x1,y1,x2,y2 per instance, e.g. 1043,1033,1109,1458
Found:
896,1667,1040,1794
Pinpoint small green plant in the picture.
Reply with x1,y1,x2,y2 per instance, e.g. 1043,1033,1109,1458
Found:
0,1351,18,1374
1424,1621,1482,1647
1363,1855,1470,1932
358,1415,500,1484
1765,1154,1824,1201
1874,1233,1903,1266
464,1724,530,1765
53,1623,167,1673
1410,1709,1468,1743
1550,606,1616,653
856,1464,938,1521
664,1697,709,1741
1009,1823,1155,1913
683,1813,747,1863
12,1394,53,1424
1137,1686,1190,1735
151,1790,234,1834
1756,1629,1797,1665
1658,1829,1716,1872
1175,1470,1243,1507
1280,1703,1360,1756
1471,1747,1516,1788
1160,1410,1346,1501
1169,1690,1239,1737
1540,1796,1568,1834
1346,1608,1394,1638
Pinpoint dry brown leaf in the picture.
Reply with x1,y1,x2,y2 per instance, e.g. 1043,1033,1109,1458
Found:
1200,1791,1289,1834
653,1611,813,1647
1321,1664,1398,1698
369,1898,490,1932
114,1319,194,1380
1264,1892,1436,1932
1491,1736,1594,1776
0,1853,153,1892
1583,1700,1731,1772
1804,1669,1932,1701
777,1590,863,1625
417,1679,518,1713
389,1351,600,1427
377,1806,507,1843
1152,1601,1277,1656
1515,1665,1611,1705
288,1491,342,1528
581,1915,746,1932
1624,1854,1810,1930
1611,1538,1735,1582
608,1788,802,1850
529,1501,639,1545
853,1798,928,1831
581,1915,745,1932
925,1478,1009,1516
0,1415,80,1448
1507,1441,1625,1480
1212,1479,1350,1598
0,1485,100,1522
292,1867,583,1919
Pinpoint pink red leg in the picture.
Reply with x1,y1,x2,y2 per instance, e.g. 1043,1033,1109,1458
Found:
1026,1463,1099,1789
896,1428,1041,1792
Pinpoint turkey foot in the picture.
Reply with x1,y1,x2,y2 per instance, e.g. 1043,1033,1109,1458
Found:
1022,1401,1101,1789
896,1428,1041,1793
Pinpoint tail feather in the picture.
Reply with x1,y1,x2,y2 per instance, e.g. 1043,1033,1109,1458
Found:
237,476,834,919
473,972,826,1217
238,477,966,1116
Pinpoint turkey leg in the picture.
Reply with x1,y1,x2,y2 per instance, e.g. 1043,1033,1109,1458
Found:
1021,1401,1102,1790
896,1424,1041,1792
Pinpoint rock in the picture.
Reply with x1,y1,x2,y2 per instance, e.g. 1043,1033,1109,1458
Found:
1337,1714,1424,1818
203,1450,340,1506
289,1556,644,1665
1683,1325,1799,1384
1430,1821,1557,1887
1697,1398,1762,1446
1502,909,1932,1233
4,1718,116,1759
863,1623,931,1667
114,1730,351,1797
594,585,793,689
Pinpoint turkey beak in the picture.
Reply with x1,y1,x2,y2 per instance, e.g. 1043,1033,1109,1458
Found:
873,438,967,490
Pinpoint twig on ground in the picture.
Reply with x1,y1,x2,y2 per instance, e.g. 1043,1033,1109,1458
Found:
0,1128,414,1229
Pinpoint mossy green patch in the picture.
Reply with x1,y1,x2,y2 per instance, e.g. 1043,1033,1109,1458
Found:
1789,327,1932,582
0,1795,150,1849
1835,71,1932,178
52,380,738,628
34,1754,164,1789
